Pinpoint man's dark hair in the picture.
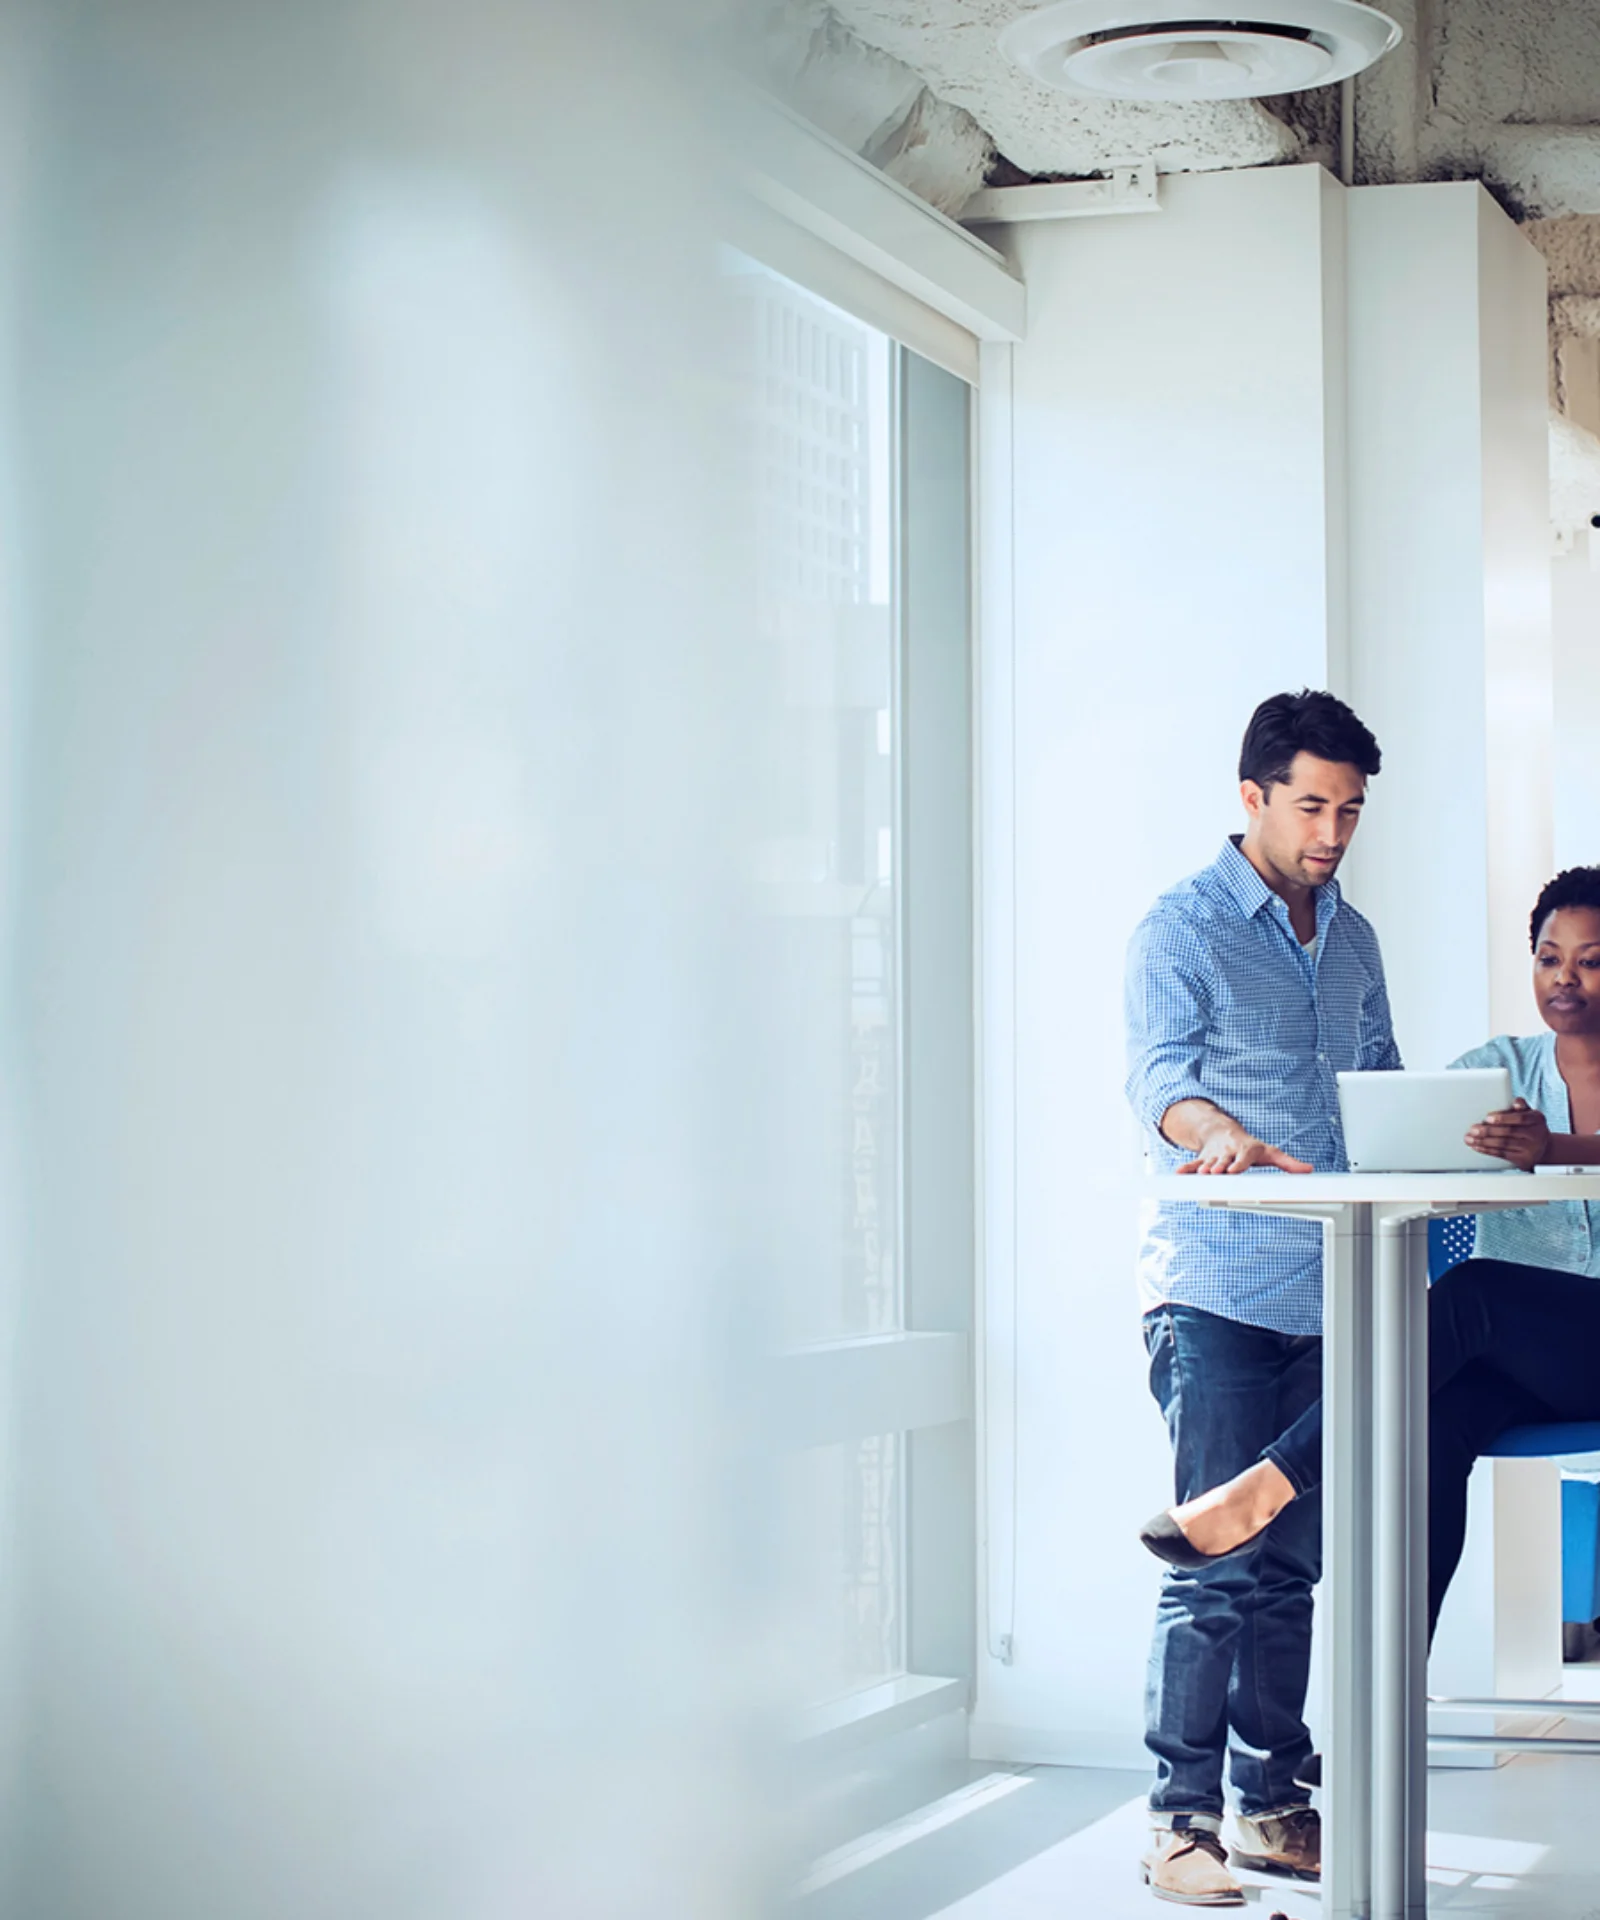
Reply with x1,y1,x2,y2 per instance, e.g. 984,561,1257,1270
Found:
1529,866,1600,950
1238,689,1382,793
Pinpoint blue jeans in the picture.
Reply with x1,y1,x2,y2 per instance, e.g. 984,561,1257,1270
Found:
1144,1304,1322,1821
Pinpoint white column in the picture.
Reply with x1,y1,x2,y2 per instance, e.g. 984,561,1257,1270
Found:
1551,540,1600,869
1344,182,1552,1060
0,4,776,1916
1345,180,1558,1725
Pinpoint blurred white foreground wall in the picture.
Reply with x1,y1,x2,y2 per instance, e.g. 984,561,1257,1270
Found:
0,4,781,1916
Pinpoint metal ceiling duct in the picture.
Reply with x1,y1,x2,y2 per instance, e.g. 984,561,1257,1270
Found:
999,0,1401,101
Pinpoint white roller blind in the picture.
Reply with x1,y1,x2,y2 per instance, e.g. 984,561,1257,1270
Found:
727,195,981,385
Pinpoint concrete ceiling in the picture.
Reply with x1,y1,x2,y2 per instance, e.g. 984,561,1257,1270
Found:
736,0,1600,216
822,0,1304,179
727,0,1600,534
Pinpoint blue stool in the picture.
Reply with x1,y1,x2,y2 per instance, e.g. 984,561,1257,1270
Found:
1425,1215,1600,1753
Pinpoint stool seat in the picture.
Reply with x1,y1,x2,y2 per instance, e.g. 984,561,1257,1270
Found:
1425,1212,1600,1719
1488,1422,1600,1458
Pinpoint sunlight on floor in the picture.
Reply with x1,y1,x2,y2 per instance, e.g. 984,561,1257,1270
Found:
920,1793,1571,1918
799,1773,1035,1896
1425,1829,1549,1890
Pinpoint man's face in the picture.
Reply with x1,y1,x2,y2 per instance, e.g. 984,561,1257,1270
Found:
1241,752,1367,891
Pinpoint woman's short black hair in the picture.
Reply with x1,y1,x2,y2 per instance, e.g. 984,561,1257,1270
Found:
1529,867,1600,950
1238,689,1382,793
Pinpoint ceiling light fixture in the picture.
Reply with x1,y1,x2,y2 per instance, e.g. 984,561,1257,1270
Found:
999,1,1401,102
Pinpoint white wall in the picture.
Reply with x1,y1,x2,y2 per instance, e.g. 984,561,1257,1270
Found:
977,170,1554,1768
1552,539,1600,868
976,166,1349,1766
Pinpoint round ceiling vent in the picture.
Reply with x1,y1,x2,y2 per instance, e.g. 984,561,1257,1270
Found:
999,1,1401,102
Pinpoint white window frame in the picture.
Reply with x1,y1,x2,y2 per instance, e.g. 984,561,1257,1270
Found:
730,122,990,1844
728,86,1025,385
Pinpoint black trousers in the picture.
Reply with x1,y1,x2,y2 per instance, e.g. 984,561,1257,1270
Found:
1429,1257,1600,1633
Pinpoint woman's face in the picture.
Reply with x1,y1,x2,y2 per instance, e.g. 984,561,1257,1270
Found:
1533,906,1600,1035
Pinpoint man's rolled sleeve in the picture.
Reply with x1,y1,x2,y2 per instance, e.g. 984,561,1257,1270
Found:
1357,942,1403,1073
1125,911,1214,1132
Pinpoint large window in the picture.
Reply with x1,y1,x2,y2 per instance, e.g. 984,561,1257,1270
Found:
729,258,901,1349
729,253,977,1859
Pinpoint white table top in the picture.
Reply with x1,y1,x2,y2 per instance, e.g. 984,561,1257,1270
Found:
1149,1170,1600,1204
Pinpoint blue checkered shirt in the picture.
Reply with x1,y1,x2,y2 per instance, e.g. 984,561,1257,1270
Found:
1126,838,1402,1335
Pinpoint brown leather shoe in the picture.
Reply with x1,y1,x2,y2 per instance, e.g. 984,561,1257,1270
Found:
1140,1827,1245,1906
1230,1805,1320,1880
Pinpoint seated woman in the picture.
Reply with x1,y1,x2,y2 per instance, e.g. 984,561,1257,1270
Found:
1139,864,1600,1641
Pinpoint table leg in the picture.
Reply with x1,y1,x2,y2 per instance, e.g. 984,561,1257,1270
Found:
1405,1217,1430,1914
1372,1210,1428,1918
1323,1204,1373,1920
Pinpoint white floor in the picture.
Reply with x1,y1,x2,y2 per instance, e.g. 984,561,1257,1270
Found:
798,1688,1600,1920
925,1780,1584,1919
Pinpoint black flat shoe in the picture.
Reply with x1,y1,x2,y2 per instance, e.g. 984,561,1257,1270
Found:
1138,1509,1256,1570
1293,1753,1321,1791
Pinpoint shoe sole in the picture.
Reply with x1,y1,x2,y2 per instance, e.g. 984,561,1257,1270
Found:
1139,1865,1246,1906
1228,1851,1320,1882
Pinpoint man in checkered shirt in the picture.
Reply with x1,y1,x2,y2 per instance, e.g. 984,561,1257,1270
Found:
1124,689,1400,1908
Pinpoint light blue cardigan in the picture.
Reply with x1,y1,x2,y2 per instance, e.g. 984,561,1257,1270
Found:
1453,1031,1600,1275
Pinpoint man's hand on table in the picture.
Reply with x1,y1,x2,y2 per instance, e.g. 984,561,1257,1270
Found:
1162,1100,1315,1176
1465,1097,1551,1172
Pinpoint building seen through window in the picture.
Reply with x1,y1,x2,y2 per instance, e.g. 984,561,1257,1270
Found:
730,255,904,1700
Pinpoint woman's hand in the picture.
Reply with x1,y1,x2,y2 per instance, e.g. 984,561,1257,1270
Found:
1466,1097,1551,1171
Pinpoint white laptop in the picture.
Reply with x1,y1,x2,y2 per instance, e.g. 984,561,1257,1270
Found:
1336,1067,1515,1173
